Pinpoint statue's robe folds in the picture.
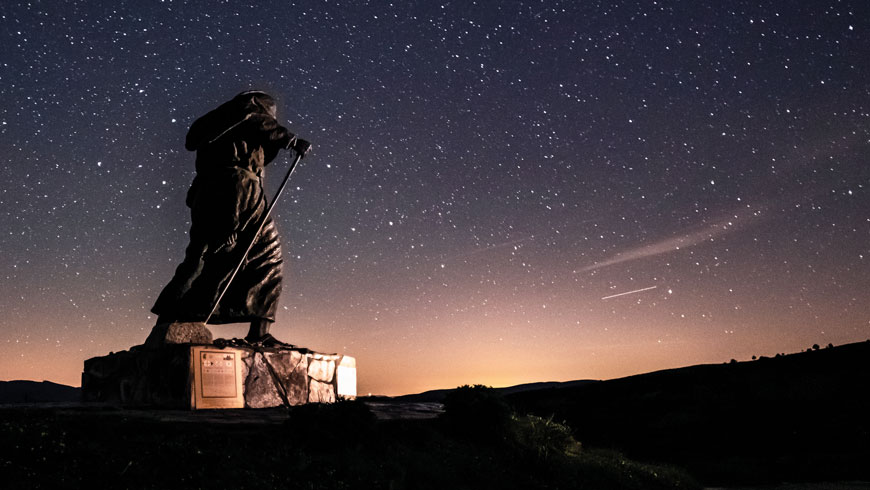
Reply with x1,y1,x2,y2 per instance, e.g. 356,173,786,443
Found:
152,92,293,324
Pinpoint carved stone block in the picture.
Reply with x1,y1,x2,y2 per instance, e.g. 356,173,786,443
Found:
308,356,336,383
245,351,284,409
144,322,213,347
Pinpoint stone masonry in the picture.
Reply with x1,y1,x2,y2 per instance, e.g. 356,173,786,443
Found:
82,343,356,409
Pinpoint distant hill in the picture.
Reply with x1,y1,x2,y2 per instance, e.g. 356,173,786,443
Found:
0,380,81,404
386,379,598,403
509,340,870,486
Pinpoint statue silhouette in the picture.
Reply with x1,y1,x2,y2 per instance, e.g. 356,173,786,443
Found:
151,91,310,346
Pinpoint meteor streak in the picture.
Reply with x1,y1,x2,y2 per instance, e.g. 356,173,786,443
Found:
578,208,766,273
601,286,658,300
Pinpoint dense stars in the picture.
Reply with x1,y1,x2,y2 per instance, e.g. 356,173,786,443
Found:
1,1,868,395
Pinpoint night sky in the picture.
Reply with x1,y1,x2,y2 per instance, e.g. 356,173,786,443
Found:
2,1,868,396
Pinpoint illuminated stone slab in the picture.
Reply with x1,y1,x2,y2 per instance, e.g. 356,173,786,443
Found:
82,344,356,410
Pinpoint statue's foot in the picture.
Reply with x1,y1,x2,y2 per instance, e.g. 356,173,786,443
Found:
245,333,295,349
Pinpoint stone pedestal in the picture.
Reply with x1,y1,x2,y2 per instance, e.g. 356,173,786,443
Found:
82,343,356,409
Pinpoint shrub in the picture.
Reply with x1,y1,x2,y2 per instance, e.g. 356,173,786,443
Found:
442,385,513,441
513,414,579,460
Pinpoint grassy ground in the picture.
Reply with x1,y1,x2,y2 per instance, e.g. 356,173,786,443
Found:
0,394,699,489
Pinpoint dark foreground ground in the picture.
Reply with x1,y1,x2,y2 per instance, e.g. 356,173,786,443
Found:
0,398,698,490
510,341,870,487
3,341,867,488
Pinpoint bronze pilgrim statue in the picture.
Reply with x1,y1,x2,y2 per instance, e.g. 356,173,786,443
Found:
149,90,310,347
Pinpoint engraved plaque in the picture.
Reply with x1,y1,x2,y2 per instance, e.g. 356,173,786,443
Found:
200,351,237,398
190,346,245,409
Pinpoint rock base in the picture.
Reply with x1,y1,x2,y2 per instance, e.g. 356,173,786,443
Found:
144,322,213,347
82,343,356,409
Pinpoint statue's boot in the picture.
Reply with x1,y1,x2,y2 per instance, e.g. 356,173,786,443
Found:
245,319,295,348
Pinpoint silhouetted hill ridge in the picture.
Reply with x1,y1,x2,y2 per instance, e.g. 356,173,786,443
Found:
385,379,597,403
0,380,81,404
509,340,870,485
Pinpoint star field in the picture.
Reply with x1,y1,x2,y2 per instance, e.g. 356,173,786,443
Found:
1,0,869,395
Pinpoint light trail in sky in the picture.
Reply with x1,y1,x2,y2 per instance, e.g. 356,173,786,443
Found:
579,210,763,273
601,286,658,300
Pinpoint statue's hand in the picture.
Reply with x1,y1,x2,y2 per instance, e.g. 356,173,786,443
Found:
293,138,312,158
280,132,298,150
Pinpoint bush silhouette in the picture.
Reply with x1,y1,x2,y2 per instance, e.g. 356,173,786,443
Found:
513,414,579,460
442,384,512,441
